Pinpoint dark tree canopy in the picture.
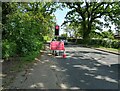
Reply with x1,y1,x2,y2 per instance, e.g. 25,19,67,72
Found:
62,2,120,42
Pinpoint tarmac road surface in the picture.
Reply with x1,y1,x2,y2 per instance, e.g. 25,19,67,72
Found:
5,44,119,90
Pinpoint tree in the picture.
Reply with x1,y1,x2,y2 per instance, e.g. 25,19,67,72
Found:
69,22,82,40
62,2,120,43
2,2,58,59
62,23,82,43
62,23,74,38
61,33,67,37
101,31,114,39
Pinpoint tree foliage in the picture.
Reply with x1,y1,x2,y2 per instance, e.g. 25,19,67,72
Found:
62,22,82,43
2,2,57,59
62,2,120,43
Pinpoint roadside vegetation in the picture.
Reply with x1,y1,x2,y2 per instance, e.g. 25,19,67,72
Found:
2,2,59,61
68,37,119,53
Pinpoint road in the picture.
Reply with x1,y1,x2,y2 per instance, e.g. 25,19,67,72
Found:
5,44,119,90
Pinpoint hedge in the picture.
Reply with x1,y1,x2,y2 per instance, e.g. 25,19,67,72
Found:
68,38,120,49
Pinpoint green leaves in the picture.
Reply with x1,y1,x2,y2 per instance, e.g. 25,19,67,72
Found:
2,2,56,59
2,40,17,58
62,2,119,42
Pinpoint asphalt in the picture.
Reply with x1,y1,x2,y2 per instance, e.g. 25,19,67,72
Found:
4,44,119,90
70,43,120,55
6,53,62,89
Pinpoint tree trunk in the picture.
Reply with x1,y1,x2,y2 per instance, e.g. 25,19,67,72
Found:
83,30,90,44
82,26,91,44
82,21,92,44
75,31,78,44
75,36,77,44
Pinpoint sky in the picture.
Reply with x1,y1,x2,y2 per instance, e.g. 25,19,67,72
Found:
54,8,70,35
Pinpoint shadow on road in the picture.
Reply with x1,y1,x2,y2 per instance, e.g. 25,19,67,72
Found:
54,53,119,89
4,46,119,90
44,43,119,89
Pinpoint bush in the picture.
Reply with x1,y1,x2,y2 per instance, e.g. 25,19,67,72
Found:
89,39,120,49
111,40,120,49
2,37,44,59
2,40,17,59
68,38,119,49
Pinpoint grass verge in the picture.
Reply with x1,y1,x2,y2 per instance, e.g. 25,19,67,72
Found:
97,46,119,53
87,45,119,53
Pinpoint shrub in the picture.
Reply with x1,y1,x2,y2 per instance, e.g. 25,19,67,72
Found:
91,39,119,49
69,38,119,49
2,40,17,59
111,40,119,49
